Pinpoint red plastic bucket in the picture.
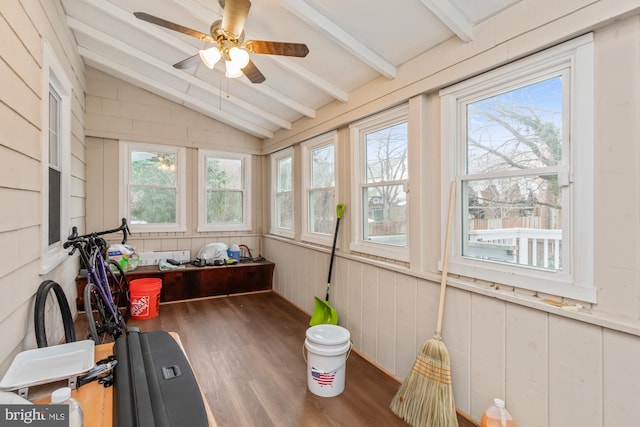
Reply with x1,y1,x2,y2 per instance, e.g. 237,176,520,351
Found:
129,278,162,320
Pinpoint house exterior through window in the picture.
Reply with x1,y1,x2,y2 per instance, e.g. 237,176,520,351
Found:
440,34,595,302
350,104,409,261
271,148,294,237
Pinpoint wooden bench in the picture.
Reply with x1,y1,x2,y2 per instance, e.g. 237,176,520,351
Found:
75,260,275,311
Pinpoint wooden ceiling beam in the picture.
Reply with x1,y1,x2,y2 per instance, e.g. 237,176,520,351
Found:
282,0,397,79
419,0,474,43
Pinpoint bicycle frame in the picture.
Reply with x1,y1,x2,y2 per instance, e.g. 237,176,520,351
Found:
85,247,120,327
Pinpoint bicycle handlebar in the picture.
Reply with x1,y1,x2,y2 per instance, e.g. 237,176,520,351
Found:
64,218,130,251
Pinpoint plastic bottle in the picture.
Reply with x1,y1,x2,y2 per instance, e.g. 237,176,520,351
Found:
230,244,241,261
51,387,83,427
481,398,516,427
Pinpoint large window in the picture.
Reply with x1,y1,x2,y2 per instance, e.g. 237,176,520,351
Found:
350,104,409,260
440,34,595,302
120,142,186,232
198,150,251,231
41,42,71,273
301,132,337,245
271,148,294,237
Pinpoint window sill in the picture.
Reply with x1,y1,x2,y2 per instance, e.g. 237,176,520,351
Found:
447,257,596,303
197,224,251,233
349,241,409,263
40,249,68,275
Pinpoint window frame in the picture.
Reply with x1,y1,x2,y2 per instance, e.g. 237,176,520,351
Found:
349,104,410,261
301,131,338,245
440,34,595,302
119,141,187,233
40,42,72,274
270,148,294,238
197,150,251,232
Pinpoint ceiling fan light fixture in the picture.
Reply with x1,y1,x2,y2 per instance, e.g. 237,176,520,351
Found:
228,46,250,69
199,47,222,69
225,60,244,78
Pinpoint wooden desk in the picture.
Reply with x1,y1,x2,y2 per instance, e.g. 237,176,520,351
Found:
33,334,217,427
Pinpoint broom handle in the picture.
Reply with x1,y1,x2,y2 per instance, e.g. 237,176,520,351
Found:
436,181,456,336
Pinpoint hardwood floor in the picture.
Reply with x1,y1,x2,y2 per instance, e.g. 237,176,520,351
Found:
75,291,477,427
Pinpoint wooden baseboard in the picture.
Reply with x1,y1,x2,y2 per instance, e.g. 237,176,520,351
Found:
457,409,480,427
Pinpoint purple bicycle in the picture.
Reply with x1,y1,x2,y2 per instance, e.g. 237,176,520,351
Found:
64,218,131,344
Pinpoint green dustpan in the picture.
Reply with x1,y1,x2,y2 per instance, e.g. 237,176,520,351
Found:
309,204,345,326
310,296,338,325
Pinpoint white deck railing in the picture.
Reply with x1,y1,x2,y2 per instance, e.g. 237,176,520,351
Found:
468,228,562,269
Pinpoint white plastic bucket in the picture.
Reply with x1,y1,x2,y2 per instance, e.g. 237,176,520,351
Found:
304,324,351,397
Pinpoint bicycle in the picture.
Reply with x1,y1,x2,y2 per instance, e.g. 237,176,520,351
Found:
64,218,131,344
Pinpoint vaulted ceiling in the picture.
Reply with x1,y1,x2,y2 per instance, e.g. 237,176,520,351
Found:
61,0,520,139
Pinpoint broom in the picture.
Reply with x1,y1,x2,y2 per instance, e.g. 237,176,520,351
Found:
390,181,458,427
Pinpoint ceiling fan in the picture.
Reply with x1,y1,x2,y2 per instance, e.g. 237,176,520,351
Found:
134,0,309,84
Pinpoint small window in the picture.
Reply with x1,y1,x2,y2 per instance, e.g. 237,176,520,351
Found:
301,132,337,245
350,104,409,260
48,87,62,246
41,42,72,273
198,150,251,231
440,34,595,302
120,142,186,233
271,148,294,237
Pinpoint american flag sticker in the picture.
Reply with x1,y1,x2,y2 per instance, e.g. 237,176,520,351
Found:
311,366,337,387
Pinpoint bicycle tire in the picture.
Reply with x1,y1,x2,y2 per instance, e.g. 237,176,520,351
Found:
34,280,76,348
106,259,131,321
84,282,124,344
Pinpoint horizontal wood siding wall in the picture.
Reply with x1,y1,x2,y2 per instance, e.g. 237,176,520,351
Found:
0,0,86,374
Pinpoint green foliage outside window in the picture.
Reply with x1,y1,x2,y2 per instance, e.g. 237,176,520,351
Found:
206,157,243,224
130,150,177,224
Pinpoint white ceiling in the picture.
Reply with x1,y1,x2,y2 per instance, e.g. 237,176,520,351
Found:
61,0,520,139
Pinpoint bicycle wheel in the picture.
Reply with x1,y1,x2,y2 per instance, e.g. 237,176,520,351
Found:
34,280,76,348
106,259,131,321
84,282,124,344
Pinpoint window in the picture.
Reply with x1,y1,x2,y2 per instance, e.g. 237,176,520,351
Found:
271,148,294,237
48,87,62,246
440,34,595,302
119,142,186,232
350,104,409,260
41,42,72,273
198,150,251,231
301,132,337,245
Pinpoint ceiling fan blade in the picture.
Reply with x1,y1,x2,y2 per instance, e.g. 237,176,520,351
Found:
245,40,309,57
173,54,201,69
242,60,266,84
134,12,213,42
221,0,251,38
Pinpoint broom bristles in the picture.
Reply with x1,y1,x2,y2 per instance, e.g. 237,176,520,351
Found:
390,336,459,427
